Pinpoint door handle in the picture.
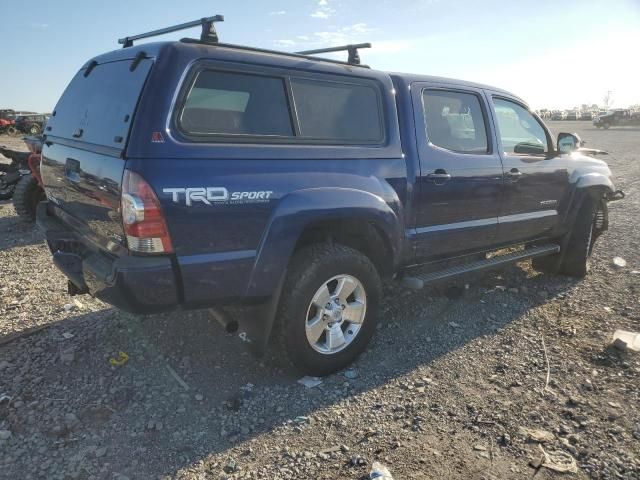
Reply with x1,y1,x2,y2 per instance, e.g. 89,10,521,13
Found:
507,168,522,180
427,170,452,183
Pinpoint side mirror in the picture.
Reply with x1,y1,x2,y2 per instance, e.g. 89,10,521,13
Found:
557,132,583,153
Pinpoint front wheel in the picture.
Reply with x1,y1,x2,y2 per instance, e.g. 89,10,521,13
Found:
603,122,610,130
276,243,382,376
557,200,597,278
28,124,41,135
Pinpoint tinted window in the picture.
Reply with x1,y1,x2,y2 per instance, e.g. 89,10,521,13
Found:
179,71,293,137
493,98,548,155
47,59,153,149
291,78,382,142
422,90,488,153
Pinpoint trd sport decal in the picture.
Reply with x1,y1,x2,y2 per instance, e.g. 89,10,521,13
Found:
163,187,274,206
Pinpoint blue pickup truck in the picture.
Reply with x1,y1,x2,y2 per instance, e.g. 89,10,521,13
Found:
37,17,623,375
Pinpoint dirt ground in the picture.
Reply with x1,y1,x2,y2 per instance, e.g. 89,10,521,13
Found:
0,121,638,480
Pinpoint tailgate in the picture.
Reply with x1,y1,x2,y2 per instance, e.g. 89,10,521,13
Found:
41,56,153,253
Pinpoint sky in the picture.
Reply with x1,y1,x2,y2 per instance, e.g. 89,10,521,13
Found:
1,0,638,112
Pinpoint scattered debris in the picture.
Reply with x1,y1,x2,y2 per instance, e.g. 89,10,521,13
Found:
538,444,578,473
612,330,640,352
0,430,12,440
224,458,238,474
518,427,555,443
369,461,394,479
297,376,323,388
166,364,190,391
61,332,75,339
612,256,627,268
344,368,359,380
109,351,129,367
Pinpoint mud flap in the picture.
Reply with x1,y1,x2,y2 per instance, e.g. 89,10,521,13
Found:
221,272,286,357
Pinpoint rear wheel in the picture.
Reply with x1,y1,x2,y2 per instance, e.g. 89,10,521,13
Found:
603,122,610,130
12,174,45,222
28,124,41,135
276,243,381,376
6,126,18,137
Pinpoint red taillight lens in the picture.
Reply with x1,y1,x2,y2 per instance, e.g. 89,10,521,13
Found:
121,170,173,254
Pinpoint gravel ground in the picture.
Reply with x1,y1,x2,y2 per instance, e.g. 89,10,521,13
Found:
0,121,638,479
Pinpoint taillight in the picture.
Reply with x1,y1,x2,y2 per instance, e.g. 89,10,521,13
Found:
121,170,173,254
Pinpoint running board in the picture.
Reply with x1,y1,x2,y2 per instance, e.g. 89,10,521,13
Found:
401,244,560,290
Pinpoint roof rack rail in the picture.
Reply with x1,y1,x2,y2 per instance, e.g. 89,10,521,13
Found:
295,43,371,65
118,15,224,48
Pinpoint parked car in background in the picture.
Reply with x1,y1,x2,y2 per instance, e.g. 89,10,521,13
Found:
580,111,593,120
537,109,550,119
565,110,579,120
551,110,564,120
14,114,49,135
593,109,640,129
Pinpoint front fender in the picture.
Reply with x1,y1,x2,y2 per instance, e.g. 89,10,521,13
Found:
246,187,403,298
575,172,615,192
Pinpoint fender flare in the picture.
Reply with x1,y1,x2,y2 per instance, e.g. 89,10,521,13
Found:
575,172,615,192
562,172,615,224
246,187,403,298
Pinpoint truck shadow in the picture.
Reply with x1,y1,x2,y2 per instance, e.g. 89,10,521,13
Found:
2,263,577,478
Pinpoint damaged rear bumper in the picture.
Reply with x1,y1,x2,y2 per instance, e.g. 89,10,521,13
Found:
36,201,180,314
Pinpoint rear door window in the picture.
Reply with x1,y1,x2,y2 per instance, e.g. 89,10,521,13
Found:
290,78,383,142
179,71,293,137
422,89,489,153
47,58,153,149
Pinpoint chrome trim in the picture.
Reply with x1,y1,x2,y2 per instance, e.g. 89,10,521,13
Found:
414,209,557,235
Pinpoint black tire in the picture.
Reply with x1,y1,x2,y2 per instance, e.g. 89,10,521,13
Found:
603,122,610,130
6,126,18,137
557,200,596,278
0,182,15,199
28,124,41,135
12,174,45,222
276,243,382,376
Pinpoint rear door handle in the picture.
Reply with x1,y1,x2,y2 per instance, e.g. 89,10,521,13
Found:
507,168,522,180
427,170,452,183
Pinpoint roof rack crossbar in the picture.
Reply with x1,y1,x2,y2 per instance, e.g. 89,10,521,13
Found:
295,43,371,65
118,15,224,48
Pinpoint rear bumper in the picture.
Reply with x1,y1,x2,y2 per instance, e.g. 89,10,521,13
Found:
37,201,180,314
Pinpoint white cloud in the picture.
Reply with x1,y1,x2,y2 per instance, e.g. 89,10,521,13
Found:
310,0,335,19
269,10,286,15
313,23,374,45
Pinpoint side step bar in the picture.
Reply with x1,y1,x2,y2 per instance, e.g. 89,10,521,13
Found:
401,243,560,290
